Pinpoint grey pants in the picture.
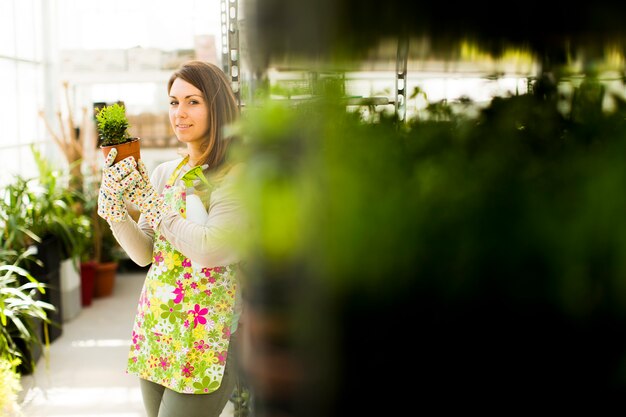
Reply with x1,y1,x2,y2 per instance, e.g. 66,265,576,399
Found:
139,336,238,417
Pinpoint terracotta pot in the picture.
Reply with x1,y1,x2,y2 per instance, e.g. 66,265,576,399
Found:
101,137,141,164
94,261,118,297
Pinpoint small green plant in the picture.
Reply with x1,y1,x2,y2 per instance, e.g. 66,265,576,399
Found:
95,103,132,146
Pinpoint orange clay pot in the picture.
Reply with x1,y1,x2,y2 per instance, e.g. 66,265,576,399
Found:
100,137,141,164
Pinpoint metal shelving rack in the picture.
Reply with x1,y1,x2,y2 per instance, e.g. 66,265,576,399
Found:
395,37,409,122
221,0,412,121
221,0,241,108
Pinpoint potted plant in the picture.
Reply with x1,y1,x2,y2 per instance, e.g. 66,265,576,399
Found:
29,146,94,322
0,167,66,345
95,102,141,164
0,247,54,376
75,172,121,299
91,215,121,298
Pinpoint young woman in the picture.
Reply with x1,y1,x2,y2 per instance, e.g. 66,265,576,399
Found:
97,60,244,417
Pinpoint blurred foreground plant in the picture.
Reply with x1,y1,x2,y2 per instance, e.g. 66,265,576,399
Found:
233,76,626,414
0,357,22,417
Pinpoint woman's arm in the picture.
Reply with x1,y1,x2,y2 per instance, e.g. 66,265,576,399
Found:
159,165,246,267
109,215,155,266
107,160,174,266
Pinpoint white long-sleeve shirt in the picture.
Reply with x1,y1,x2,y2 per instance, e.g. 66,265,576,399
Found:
109,157,246,268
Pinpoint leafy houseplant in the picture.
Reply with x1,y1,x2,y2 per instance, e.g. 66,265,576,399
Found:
96,102,141,164
0,148,89,347
30,146,91,263
0,247,53,376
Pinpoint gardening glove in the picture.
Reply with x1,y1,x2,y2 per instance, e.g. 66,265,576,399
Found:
123,159,167,231
97,148,144,223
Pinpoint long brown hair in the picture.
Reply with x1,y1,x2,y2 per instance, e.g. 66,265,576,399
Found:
168,60,239,170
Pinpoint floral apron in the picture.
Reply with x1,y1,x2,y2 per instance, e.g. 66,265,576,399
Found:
127,157,238,394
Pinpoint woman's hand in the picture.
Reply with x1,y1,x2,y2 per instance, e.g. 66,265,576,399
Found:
97,148,144,223
124,159,166,231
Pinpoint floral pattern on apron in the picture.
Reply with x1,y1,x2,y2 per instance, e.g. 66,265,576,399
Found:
127,157,238,394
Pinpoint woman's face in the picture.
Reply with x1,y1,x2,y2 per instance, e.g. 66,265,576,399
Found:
168,77,209,145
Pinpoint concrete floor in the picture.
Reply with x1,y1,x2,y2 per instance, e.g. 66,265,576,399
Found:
18,270,234,417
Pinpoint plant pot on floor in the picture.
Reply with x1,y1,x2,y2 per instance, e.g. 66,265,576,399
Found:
94,261,118,298
80,261,97,306
26,234,63,343
60,257,82,321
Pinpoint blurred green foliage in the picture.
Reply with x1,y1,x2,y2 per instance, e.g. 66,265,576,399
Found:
239,75,626,311
234,74,626,409
239,0,626,412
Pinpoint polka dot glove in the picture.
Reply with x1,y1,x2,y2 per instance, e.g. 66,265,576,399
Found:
123,159,166,231
97,148,144,223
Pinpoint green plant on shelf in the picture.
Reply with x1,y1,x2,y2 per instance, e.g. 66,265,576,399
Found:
95,103,133,146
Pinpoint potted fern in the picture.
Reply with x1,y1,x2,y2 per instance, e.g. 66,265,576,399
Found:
95,102,141,164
